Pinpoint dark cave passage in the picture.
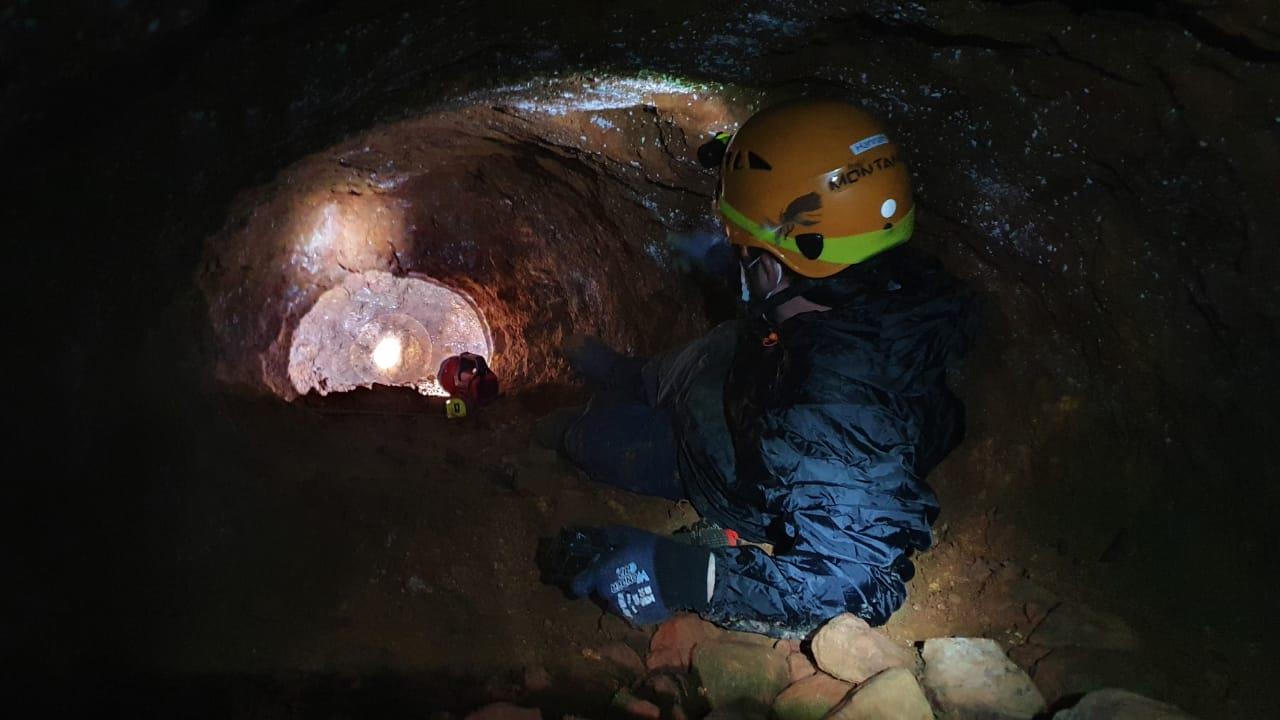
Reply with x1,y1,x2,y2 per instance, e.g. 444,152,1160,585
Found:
9,2,1280,719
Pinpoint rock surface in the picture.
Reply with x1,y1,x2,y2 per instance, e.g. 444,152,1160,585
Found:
691,638,790,712
811,613,918,683
611,688,662,720
1030,603,1140,651
638,672,699,720
1053,688,1197,719
827,668,935,720
1017,646,1169,708
521,665,552,693
703,710,767,720
464,702,541,720
770,673,854,720
648,613,725,673
786,652,817,683
922,638,1045,719
593,641,647,684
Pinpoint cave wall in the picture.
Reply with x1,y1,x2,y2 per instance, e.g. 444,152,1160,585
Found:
197,92,740,396
9,0,1280,698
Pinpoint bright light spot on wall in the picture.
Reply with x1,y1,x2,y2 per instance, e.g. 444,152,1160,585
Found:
372,335,403,371
288,270,492,396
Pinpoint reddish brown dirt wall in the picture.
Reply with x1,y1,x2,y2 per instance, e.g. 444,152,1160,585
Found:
199,93,746,397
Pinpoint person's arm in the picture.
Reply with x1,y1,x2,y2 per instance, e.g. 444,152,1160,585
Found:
704,402,939,631
567,526,715,626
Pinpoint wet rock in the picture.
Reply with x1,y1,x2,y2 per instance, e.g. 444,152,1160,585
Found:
464,702,540,720
827,668,934,720
690,638,790,712
810,613,917,683
1053,688,1196,719
610,687,662,720
589,641,647,685
786,652,817,683
1029,603,1140,651
922,638,1046,719
770,673,854,720
647,613,724,672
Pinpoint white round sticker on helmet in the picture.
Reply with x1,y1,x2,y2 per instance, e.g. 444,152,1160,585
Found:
880,199,897,218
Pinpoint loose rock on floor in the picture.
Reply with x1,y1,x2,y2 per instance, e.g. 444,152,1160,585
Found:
770,672,854,720
921,637,1046,719
690,637,791,712
1053,688,1197,719
827,667,934,720
810,613,917,683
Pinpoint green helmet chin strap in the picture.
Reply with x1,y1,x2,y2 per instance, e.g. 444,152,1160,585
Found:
718,198,915,267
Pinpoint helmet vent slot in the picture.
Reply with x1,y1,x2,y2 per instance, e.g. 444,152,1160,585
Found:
795,233,825,260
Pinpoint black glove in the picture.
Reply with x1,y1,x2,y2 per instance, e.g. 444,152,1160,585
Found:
567,526,712,626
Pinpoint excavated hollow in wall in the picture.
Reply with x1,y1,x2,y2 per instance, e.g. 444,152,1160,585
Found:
199,85,751,400
288,271,493,396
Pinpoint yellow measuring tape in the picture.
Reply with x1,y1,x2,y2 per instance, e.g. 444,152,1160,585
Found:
445,398,468,419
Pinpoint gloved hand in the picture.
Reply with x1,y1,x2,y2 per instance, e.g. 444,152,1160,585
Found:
569,526,712,627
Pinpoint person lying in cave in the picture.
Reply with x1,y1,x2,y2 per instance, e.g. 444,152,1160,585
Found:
538,99,974,636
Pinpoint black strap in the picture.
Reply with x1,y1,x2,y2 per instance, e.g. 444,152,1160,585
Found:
745,276,814,323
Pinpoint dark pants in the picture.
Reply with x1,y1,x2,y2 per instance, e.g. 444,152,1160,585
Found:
562,353,683,501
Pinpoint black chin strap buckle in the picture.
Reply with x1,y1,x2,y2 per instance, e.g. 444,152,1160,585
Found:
745,277,814,321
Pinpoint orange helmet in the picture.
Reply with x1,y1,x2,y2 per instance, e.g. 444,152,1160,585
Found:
716,100,914,278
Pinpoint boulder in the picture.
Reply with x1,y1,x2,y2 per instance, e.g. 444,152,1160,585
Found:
770,673,854,720
637,672,703,720
593,641,647,684
775,638,804,654
648,613,725,672
827,668,934,720
921,638,1045,719
810,613,917,683
691,638,790,712
464,703,541,720
610,688,662,720
787,652,818,683
1052,688,1197,719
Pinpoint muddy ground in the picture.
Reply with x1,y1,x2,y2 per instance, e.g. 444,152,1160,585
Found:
88,355,1262,718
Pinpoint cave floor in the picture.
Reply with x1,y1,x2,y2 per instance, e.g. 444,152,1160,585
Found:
123,386,1262,718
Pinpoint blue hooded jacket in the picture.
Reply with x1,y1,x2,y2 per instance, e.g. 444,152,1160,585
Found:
647,249,972,636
